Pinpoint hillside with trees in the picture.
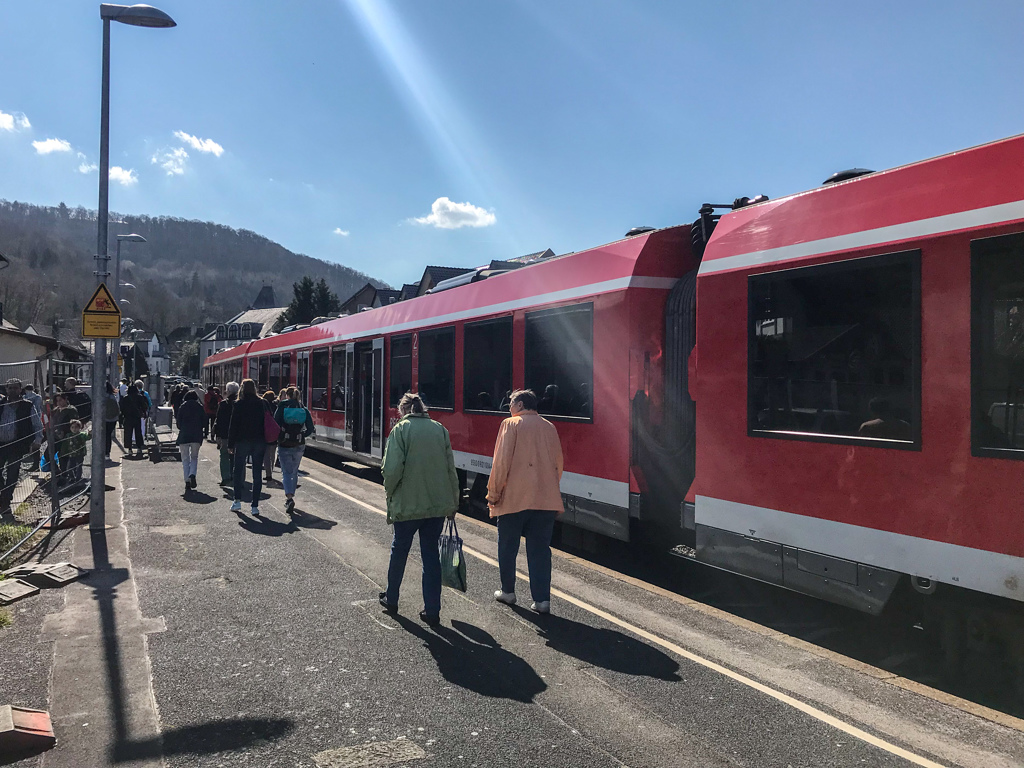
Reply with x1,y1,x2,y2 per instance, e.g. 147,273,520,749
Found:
0,199,385,336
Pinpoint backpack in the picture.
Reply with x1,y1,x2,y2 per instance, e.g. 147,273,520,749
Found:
103,396,120,422
279,404,308,448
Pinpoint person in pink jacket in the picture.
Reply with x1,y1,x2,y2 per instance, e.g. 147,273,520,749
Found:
487,389,564,614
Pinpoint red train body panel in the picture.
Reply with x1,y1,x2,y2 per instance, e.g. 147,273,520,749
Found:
206,134,1024,613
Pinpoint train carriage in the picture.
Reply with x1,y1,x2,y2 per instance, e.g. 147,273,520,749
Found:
205,133,1024,632
204,225,694,541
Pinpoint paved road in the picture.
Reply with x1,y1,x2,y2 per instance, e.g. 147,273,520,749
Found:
7,442,1024,767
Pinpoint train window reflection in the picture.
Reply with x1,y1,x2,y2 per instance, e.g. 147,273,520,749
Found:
464,317,512,412
418,328,454,410
525,304,593,419
748,252,920,445
331,346,346,412
311,349,329,410
390,335,413,407
258,356,270,392
972,232,1024,457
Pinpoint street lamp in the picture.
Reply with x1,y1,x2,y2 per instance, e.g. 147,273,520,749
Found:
108,235,144,387
91,4,175,530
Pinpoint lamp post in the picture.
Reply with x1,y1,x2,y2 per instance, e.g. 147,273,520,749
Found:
91,4,175,531
108,233,145,386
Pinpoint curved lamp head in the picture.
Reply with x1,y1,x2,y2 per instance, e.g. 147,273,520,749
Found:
116,233,147,243
100,4,176,28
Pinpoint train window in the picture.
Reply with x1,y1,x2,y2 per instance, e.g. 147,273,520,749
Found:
258,356,270,392
269,355,282,394
464,316,512,412
525,304,593,419
971,232,1024,458
390,335,413,407
281,353,292,388
748,251,920,447
296,352,309,406
418,328,455,410
311,349,329,410
331,346,346,412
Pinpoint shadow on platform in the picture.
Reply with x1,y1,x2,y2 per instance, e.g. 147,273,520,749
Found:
511,606,681,681
393,615,546,702
111,717,294,763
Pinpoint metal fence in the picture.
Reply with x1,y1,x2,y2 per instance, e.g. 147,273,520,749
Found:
0,357,94,566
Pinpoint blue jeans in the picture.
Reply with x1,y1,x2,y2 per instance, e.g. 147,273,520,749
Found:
232,440,267,503
497,509,558,603
386,516,446,614
278,445,304,496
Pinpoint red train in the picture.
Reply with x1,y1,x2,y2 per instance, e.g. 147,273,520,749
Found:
205,134,1024,623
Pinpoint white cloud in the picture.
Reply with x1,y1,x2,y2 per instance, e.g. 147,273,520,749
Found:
78,162,98,174
333,228,350,236
109,166,138,186
0,110,30,132
151,146,189,176
32,138,72,155
412,197,496,229
173,130,224,156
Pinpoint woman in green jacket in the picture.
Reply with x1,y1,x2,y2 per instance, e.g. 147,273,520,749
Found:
379,392,460,625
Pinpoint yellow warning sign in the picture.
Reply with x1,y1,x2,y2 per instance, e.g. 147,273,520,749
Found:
82,313,121,338
82,282,122,339
84,283,119,314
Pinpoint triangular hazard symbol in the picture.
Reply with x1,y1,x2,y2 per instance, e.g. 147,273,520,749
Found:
83,283,120,314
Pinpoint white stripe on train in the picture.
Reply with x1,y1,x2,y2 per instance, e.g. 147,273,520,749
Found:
698,198,1024,275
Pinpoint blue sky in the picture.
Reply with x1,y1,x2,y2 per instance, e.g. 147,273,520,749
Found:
2,1,1023,289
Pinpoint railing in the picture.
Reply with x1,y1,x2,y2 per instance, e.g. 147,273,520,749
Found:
0,357,95,566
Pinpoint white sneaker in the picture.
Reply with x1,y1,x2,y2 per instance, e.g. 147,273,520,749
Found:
531,601,550,614
494,590,516,605
230,500,241,512
251,506,260,517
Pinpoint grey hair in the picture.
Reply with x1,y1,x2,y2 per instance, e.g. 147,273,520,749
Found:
225,381,240,397
134,379,144,388
398,392,426,416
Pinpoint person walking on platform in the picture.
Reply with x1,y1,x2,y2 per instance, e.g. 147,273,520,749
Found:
21,383,43,470
379,392,460,626
176,390,205,493
203,386,221,441
53,392,79,479
488,389,564,614
0,378,42,520
261,389,279,485
102,382,120,459
169,384,185,418
119,383,147,457
60,420,90,483
274,386,314,514
214,382,238,486
228,378,269,516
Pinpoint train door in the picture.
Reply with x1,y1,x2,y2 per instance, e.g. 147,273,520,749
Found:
346,340,383,456
344,343,355,450
370,337,384,459
297,351,310,406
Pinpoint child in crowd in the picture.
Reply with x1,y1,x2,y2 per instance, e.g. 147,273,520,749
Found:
61,419,90,483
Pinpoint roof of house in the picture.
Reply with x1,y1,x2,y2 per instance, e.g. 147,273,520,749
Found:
423,266,475,284
375,289,402,305
506,249,555,264
251,285,277,310
200,306,288,341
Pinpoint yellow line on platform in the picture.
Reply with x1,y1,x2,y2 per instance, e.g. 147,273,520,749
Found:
303,475,947,768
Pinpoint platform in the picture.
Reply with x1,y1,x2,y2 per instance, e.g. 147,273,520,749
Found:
3,442,1023,767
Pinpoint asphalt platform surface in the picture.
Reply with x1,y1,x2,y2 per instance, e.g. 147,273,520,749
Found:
4,442,1024,767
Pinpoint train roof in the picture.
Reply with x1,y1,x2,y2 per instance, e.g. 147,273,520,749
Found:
700,133,1024,276
205,224,690,364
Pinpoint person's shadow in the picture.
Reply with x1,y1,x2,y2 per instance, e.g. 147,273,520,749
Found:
233,510,298,537
511,606,681,681
393,615,546,702
288,508,337,530
182,490,218,505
